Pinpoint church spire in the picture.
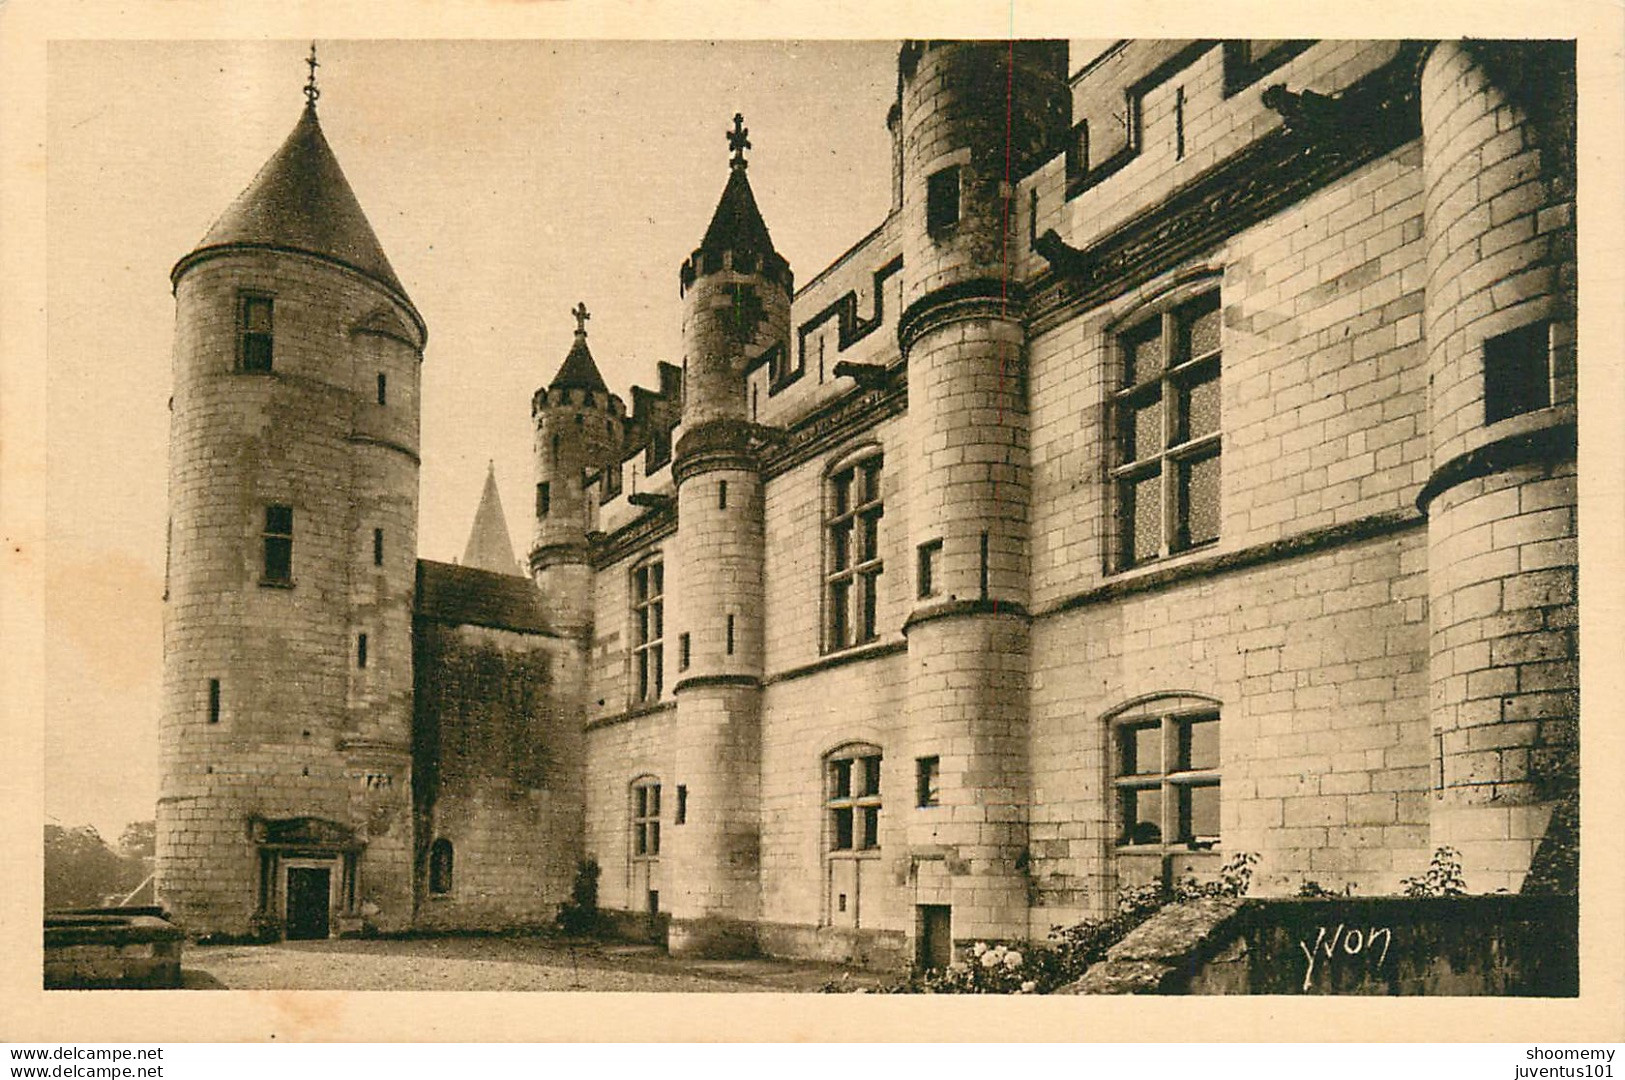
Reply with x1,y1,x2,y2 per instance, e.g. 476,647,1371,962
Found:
461,461,521,576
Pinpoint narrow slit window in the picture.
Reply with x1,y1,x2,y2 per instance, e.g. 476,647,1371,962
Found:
719,481,728,510
927,166,961,234
207,679,221,724
676,785,688,826
428,838,453,895
1174,86,1186,159
679,632,691,672
537,482,551,518
726,614,735,656
357,633,368,669
240,295,274,372
262,505,293,585
917,539,942,599
376,372,387,405
373,528,384,567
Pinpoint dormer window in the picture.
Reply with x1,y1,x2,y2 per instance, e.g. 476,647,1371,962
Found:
240,295,274,372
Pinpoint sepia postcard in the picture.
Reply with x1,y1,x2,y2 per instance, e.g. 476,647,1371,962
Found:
3,0,1623,1045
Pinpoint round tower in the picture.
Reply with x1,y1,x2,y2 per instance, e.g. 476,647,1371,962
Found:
665,115,792,957
1418,42,1578,892
895,41,1069,951
158,68,426,938
529,305,626,638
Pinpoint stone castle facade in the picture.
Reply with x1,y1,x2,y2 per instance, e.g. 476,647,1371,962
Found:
156,40,1579,965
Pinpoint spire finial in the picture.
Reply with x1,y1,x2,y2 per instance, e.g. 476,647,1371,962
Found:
304,42,320,110
571,301,590,336
727,113,751,170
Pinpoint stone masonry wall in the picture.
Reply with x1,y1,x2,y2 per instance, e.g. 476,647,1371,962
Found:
1028,528,1432,927
1027,139,1429,611
412,621,580,929
159,249,421,937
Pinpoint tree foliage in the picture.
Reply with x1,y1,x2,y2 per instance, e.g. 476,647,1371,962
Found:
44,825,147,910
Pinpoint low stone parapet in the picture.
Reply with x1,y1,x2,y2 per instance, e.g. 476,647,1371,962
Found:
1065,894,1577,996
44,909,184,989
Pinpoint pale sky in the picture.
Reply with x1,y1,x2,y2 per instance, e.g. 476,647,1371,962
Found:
44,39,1117,840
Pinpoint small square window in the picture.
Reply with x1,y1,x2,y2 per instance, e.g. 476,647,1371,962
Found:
927,166,961,234
1484,321,1551,424
916,756,940,808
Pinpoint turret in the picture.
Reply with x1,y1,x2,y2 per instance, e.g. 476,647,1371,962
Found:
1417,42,1578,892
529,303,626,636
157,52,424,939
664,114,791,957
894,41,1069,955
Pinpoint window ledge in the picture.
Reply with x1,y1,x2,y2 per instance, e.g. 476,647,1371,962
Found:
1110,539,1220,581
826,849,883,860
258,578,295,590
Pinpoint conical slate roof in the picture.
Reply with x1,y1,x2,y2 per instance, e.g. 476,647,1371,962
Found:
549,333,609,393
460,463,521,576
175,103,414,311
698,165,779,261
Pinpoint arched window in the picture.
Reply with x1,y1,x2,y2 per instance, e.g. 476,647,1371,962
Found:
825,743,883,853
824,449,884,652
428,838,454,895
630,776,662,858
1109,695,1222,852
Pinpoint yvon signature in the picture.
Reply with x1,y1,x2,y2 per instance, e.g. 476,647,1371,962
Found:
1298,923,1393,991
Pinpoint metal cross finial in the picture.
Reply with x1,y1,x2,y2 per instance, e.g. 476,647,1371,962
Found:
571,301,590,335
304,43,321,109
727,113,750,169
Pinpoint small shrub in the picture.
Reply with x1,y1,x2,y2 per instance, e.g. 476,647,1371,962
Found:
1297,879,1336,898
556,858,600,936
824,852,1262,994
1401,846,1467,897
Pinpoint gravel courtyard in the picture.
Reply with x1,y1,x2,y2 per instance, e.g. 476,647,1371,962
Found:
183,935,895,992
